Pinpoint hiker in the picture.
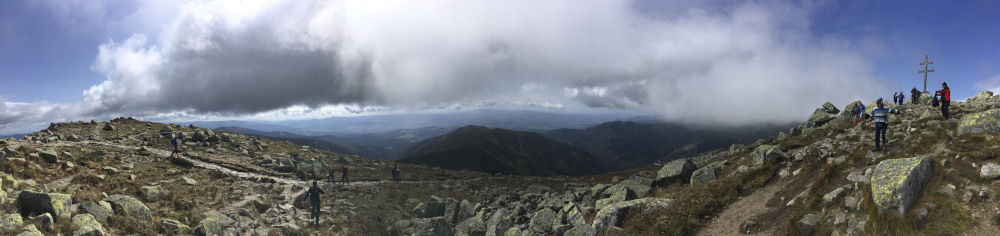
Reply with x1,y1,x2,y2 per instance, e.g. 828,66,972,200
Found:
327,165,336,182
911,87,920,104
858,102,867,121
851,103,861,125
391,165,400,183
169,134,180,158
936,82,951,120
305,181,325,228
870,98,902,152
893,92,898,104
898,92,905,105
341,165,349,183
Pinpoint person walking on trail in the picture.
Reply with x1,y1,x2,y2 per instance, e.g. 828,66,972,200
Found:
169,134,180,158
898,92,905,105
870,98,902,152
327,165,336,182
936,82,951,120
893,92,899,105
341,165,349,183
911,87,921,104
391,165,400,183
304,181,325,228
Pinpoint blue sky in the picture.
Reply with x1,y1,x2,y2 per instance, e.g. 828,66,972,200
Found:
1,0,999,134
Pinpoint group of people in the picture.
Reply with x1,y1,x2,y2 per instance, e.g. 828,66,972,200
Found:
860,82,951,152
307,164,401,228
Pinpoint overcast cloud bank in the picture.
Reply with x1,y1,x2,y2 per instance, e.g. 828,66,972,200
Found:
2,0,890,133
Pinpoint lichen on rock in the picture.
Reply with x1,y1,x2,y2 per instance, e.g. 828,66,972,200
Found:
871,156,934,214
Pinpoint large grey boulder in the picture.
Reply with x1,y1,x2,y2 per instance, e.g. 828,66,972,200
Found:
689,166,716,185
455,216,486,235
595,186,637,211
565,225,597,236
72,214,105,236
982,163,1000,179
294,159,327,179
871,156,934,214
653,158,697,187
37,149,58,163
193,130,207,142
562,202,587,227
411,217,454,236
529,208,556,234
104,194,152,222
957,109,1000,135
0,214,21,232
15,191,72,222
443,198,460,224
822,102,840,114
77,201,113,223
102,123,115,131
162,218,191,235
807,108,836,127
752,145,786,167
592,198,672,233
611,179,651,198
193,210,235,236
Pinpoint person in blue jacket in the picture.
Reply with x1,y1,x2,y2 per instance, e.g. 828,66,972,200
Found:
870,98,902,152
170,134,180,158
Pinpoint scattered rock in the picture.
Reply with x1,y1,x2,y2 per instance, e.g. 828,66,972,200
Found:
37,149,58,163
194,210,236,236
18,224,41,236
0,214,22,232
182,176,198,185
77,201,113,223
822,102,840,114
653,158,697,187
823,187,846,203
871,156,934,214
72,214,104,236
799,214,819,226
981,163,1000,179
690,166,716,185
592,198,671,233
162,219,192,235
411,217,453,236
104,194,152,222
957,109,1000,135
752,145,786,167
34,213,53,232
808,109,836,127
529,208,556,233
142,185,167,200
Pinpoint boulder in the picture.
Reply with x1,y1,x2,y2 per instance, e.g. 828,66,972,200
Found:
455,216,486,235
77,201,113,223
35,213,53,232
0,214,21,232
595,186,637,211
485,210,512,236
807,108,836,127
982,163,1000,179
104,194,152,222
294,159,327,179
90,119,99,124
562,202,587,227
920,109,936,119
15,191,72,222
37,149,58,163
102,123,115,131
142,185,167,200
159,126,174,135
193,130,207,142
334,156,353,165
871,156,934,214
822,102,840,114
457,200,475,224
611,179,651,198
443,198,459,224
72,214,104,236
653,158,697,187
193,210,235,236
592,198,672,233
957,109,1000,135
19,225,42,236
752,145,786,167
529,208,556,234
565,225,597,236
690,166,716,185
966,91,995,106
411,217,453,236
162,219,191,235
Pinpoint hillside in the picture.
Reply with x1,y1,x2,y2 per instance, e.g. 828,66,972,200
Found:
218,126,456,160
543,121,795,168
4,91,1000,235
400,125,618,176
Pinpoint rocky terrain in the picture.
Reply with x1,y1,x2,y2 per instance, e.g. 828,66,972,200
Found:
2,91,1000,235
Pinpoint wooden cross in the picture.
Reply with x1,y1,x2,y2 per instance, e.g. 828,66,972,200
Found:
918,55,935,92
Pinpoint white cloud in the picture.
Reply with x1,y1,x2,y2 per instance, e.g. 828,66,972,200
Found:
1,0,892,132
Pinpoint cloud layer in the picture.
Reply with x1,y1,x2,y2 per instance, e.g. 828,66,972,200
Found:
3,0,891,132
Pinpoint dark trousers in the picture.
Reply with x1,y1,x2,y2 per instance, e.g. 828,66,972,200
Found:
311,203,321,226
874,123,887,148
941,101,950,119
912,96,918,104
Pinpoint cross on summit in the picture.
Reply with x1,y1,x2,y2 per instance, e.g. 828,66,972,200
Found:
919,55,935,92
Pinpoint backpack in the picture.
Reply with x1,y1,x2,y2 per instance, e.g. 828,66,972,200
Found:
932,96,939,107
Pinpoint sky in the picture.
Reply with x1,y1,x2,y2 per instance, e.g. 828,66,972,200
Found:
1,0,999,134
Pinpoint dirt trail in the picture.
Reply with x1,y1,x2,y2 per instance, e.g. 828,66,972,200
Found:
697,177,790,236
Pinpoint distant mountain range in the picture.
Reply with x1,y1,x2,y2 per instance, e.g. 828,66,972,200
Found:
398,126,617,176
543,121,796,168
217,126,455,160
188,109,652,135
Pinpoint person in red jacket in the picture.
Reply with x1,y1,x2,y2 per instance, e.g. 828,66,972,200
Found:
341,165,349,183
935,82,951,120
